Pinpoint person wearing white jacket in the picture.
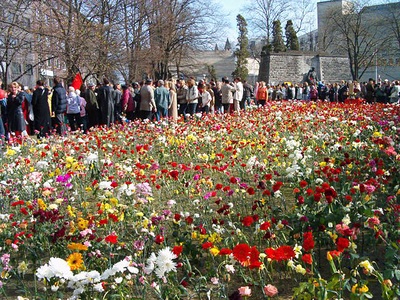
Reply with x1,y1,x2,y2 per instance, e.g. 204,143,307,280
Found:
233,77,243,112
390,81,400,103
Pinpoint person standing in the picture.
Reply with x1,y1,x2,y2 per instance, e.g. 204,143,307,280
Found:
66,87,81,132
154,80,170,121
76,89,87,132
113,84,122,124
84,84,100,129
139,79,157,120
221,78,235,113
177,80,188,117
198,83,211,115
51,77,67,135
167,81,178,121
212,82,223,113
186,79,199,117
233,77,243,112
242,80,253,110
390,81,400,103
97,78,114,127
365,78,375,104
122,85,135,121
256,81,267,106
6,82,26,137
32,80,51,138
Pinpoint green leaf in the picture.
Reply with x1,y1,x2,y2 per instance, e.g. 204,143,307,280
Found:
395,269,400,281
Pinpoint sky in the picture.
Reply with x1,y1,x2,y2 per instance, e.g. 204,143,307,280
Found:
214,0,245,44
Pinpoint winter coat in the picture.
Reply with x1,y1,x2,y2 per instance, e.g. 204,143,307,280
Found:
32,87,51,134
154,86,170,109
7,93,26,132
97,85,115,126
51,83,67,114
66,92,81,114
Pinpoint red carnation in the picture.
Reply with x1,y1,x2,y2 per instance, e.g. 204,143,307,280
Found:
202,242,213,250
105,234,118,244
219,248,232,256
300,181,308,188
247,187,255,195
301,253,312,264
172,245,183,257
241,216,254,227
233,244,251,263
260,221,271,230
155,235,164,244
169,170,179,180
303,232,314,252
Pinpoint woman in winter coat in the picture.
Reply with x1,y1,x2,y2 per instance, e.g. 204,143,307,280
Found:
122,85,135,121
390,81,400,103
167,81,178,121
7,82,27,137
66,86,81,132
32,80,51,138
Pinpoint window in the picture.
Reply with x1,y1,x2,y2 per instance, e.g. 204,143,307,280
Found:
388,58,393,66
396,58,400,66
25,64,33,75
11,62,21,75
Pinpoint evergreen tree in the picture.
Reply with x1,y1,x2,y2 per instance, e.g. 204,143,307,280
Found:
232,14,250,80
207,64,217,81
285,20,300,50
272,20,285,53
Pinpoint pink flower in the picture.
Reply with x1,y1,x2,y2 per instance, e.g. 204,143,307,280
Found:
263,284,278,297
211,277,219,285
238,286,252,296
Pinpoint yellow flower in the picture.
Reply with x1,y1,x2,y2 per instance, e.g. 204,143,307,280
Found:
210,247,219,256
37,199,47,210
77,218,89,231
67,252,83,271
351,284,358,294
67,243,88,251
17,261,28,274
359,285,369,293
110,198,118,207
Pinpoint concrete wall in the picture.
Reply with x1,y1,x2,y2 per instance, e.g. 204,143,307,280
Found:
258,51,351,84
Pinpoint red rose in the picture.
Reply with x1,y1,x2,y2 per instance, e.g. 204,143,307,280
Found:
336,237,349,252
185,216,193,224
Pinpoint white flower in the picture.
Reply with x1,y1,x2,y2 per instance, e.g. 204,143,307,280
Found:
226,264,235,273
48,258,73,280
98,181,112,190
51,285,59,292
94,283,104,292
115,277,123,284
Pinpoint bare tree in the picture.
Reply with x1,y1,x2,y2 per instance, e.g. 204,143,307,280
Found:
244,0,290,44
324,0,390,80
0,0,35,86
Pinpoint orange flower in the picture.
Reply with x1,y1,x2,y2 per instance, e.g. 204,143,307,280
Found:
67,243,88,251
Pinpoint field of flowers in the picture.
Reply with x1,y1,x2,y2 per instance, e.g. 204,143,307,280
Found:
0,101,399,300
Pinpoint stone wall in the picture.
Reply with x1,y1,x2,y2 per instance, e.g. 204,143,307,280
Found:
258,51,351,84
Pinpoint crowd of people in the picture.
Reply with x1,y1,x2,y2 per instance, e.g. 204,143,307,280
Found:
0,76,399,141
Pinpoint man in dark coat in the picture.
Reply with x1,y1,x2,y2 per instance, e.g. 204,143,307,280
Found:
32,80,51,138
97,78,114,127
365,78,375,104
113,84,122,124
51,77,67,135
84,83,100,129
